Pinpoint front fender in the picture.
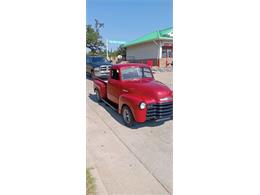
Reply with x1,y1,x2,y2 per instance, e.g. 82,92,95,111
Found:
119,94,147,123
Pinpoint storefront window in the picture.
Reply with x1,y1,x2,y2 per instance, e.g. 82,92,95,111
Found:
162,47,172,58
167,49,172,58
162,48,167,58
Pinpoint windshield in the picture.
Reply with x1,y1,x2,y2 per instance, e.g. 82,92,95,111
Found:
121,67,153,80
91,57,109,63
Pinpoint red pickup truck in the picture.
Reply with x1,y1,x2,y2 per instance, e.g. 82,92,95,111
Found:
93,63,173,127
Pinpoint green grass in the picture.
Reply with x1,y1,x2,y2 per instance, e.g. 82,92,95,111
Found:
86,168,96,195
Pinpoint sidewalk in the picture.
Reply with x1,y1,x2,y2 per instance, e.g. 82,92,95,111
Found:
87,151,109,195
86,98,170,195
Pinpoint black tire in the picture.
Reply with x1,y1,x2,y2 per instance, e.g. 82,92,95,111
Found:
122,105,134,127
95,89,101,102
91,70,95,79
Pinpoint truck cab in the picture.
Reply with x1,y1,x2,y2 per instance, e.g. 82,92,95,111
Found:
93,63,173,127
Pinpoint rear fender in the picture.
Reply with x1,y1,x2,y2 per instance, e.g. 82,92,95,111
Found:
93,79,107,99
119,94,147,123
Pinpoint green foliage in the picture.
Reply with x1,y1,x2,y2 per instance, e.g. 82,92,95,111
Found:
115,44,126,57
108,45,126,58
86,168,96,195
86,19,105,55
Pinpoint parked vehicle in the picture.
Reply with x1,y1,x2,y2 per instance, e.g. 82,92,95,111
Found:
93,63,173,127
86,56,112,79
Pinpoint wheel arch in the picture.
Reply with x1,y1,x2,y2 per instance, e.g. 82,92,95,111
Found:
119,94,147,123
93,80,107,99
121,103,131,114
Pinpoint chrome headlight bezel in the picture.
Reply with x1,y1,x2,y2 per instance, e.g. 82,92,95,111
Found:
139,102,146,110
94,67,100,71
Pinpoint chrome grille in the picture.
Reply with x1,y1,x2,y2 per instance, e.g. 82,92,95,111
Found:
100,65,111,72
146,101,173,120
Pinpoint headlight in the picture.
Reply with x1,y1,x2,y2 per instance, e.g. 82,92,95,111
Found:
94,67,100,71
139,102,146,109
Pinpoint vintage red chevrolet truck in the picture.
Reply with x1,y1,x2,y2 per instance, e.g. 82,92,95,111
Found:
93,63,173,127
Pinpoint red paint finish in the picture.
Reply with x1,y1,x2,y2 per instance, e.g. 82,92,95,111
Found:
119,94,147,122
93,63,173,123
163,43,173,47
93,79,107,99
146,60,153,67
107,79,121,104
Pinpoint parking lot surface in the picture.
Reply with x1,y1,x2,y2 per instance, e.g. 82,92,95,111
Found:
87,71,173,195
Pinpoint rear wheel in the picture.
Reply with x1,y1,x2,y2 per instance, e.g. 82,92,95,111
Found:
95,89,101,102
122,105,134,127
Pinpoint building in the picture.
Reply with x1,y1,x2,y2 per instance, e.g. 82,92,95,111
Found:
124,27,173,67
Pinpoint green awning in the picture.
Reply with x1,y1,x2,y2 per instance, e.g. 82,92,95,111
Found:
124,27,172,47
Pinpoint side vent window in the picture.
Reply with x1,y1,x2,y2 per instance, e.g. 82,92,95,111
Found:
111,69,119,80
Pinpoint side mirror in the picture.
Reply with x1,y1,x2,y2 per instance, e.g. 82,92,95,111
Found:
109,60,112,63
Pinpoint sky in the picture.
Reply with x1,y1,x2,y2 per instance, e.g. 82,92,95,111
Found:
86,0,172,50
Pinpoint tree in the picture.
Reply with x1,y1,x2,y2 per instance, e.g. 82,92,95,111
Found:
94,19,104,33
86,19,105,55
115,44,126,57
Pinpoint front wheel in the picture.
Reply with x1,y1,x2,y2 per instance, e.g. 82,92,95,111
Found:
122,106,134,127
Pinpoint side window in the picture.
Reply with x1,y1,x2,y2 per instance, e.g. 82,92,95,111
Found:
143,67,153,78
111,69,119,80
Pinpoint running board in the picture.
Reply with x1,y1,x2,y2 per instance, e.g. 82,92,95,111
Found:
101,99,117,111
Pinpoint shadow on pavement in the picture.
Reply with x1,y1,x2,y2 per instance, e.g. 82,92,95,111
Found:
88,93,166,129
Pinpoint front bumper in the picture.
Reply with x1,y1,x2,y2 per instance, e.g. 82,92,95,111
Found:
94,71,110,79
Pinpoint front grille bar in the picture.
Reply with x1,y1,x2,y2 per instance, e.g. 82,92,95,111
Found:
146,101,173,120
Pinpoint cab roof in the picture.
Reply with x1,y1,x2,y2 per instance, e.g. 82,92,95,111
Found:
86,55,105,58
112,63,150,69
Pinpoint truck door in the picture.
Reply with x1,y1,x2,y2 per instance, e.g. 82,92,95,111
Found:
107,68,121,104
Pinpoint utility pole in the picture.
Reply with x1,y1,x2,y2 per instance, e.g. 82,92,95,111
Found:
106,39,109,59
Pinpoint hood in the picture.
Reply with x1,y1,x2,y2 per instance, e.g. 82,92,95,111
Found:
91,62,112,67
124,79,173,102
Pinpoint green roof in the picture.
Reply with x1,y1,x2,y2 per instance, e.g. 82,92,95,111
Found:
124,27,173,47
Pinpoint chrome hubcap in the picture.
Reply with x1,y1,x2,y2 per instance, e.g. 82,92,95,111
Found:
123,109,130,123
95,90,100,100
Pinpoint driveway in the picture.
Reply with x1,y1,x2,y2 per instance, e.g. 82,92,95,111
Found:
86,71,173,195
